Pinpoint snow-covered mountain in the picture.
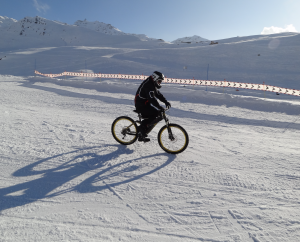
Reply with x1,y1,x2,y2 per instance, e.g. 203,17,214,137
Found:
0,15,207,49
0,16,17,28
74,19,157,41
0,16,146,51
172,35,209,44
74,19,125,35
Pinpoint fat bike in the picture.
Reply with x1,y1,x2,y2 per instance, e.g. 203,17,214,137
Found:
111,109,189,154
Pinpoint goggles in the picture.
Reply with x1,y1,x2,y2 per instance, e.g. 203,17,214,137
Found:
157,79,163,84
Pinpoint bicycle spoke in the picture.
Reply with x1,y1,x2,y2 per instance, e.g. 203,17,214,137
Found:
158,124,188,154
112,117,137,145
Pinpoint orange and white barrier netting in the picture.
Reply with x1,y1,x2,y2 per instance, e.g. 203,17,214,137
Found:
35,70,300,96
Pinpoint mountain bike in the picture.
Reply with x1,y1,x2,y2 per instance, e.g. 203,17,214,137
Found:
111,109,189,154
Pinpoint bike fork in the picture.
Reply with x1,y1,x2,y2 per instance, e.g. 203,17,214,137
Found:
163,114,175,141
167,125,175,141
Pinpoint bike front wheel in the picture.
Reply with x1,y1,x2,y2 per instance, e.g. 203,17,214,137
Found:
158,123,189,154
111,116,138,145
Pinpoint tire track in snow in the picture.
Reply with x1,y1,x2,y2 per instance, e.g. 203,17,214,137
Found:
104,181,152,226
0,214,204,242
128,157,254,242
125,179,254,241
214,210,253,242
143,193,203,239
43,120,98,148
137,178,300,210
43,121,73,143
228,209,280,242
101,153,207,240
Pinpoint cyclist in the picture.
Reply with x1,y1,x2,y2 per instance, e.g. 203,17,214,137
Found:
134,71,171,142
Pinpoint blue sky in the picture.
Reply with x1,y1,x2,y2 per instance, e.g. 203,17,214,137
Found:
1,0,299,41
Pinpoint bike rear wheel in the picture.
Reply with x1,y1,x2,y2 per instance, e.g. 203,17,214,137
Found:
158,123,189,154
111,116,138,145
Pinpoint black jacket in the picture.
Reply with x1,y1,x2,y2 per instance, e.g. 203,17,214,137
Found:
135,76,167,111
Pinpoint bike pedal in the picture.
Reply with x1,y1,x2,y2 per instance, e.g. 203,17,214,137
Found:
138,137,150,142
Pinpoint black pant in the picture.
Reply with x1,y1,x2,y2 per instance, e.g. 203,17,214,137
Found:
136,105,162,134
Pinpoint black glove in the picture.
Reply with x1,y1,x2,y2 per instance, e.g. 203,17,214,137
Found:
164,101,171,109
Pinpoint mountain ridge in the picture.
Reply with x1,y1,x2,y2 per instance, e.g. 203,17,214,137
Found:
0,15,209,44
0,16,148,51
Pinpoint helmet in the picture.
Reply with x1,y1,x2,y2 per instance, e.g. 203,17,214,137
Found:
152,71,164,89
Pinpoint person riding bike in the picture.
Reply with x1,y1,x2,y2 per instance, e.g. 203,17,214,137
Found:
134,71,171,142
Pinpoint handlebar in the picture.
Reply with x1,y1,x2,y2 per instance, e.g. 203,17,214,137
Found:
162,107,170,112
161,107,170,114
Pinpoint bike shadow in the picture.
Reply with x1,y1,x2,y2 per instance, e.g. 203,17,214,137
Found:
0,144,175,212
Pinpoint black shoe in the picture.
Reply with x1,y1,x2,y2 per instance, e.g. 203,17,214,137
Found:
138,132,150,142
138,126,148,137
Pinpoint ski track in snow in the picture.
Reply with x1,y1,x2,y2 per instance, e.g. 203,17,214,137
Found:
0,75,300,242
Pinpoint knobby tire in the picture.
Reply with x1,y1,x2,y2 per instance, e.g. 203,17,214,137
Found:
158,123,189,154
111,116,138,145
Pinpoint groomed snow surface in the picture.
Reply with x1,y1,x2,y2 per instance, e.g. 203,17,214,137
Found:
1,75,300,242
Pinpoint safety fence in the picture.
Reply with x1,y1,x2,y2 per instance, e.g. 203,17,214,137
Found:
35,70,300,96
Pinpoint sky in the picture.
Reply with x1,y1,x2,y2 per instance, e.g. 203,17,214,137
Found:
0,0,299,41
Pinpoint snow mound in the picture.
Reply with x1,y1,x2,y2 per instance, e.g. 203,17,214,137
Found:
172,35,209,44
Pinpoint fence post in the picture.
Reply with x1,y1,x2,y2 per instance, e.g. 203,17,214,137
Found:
206,64,209,92
193,77,195,89
85,60,87,81
34,59,36,78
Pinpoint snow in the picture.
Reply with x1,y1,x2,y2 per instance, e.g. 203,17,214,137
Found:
74,19,158,42
74,19,126,35
0,16,17,28
1,15,300,242
172,35,209,44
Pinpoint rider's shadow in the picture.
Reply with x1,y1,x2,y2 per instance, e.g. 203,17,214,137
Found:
0,145,175,212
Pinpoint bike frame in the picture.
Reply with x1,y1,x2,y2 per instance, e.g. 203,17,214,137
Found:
132,109,175,140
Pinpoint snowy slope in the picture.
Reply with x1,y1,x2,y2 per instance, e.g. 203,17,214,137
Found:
1,29,300,91
0,75,300,242
1,15,300,242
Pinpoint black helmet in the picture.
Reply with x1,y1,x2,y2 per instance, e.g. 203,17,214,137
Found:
152,71,164,89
